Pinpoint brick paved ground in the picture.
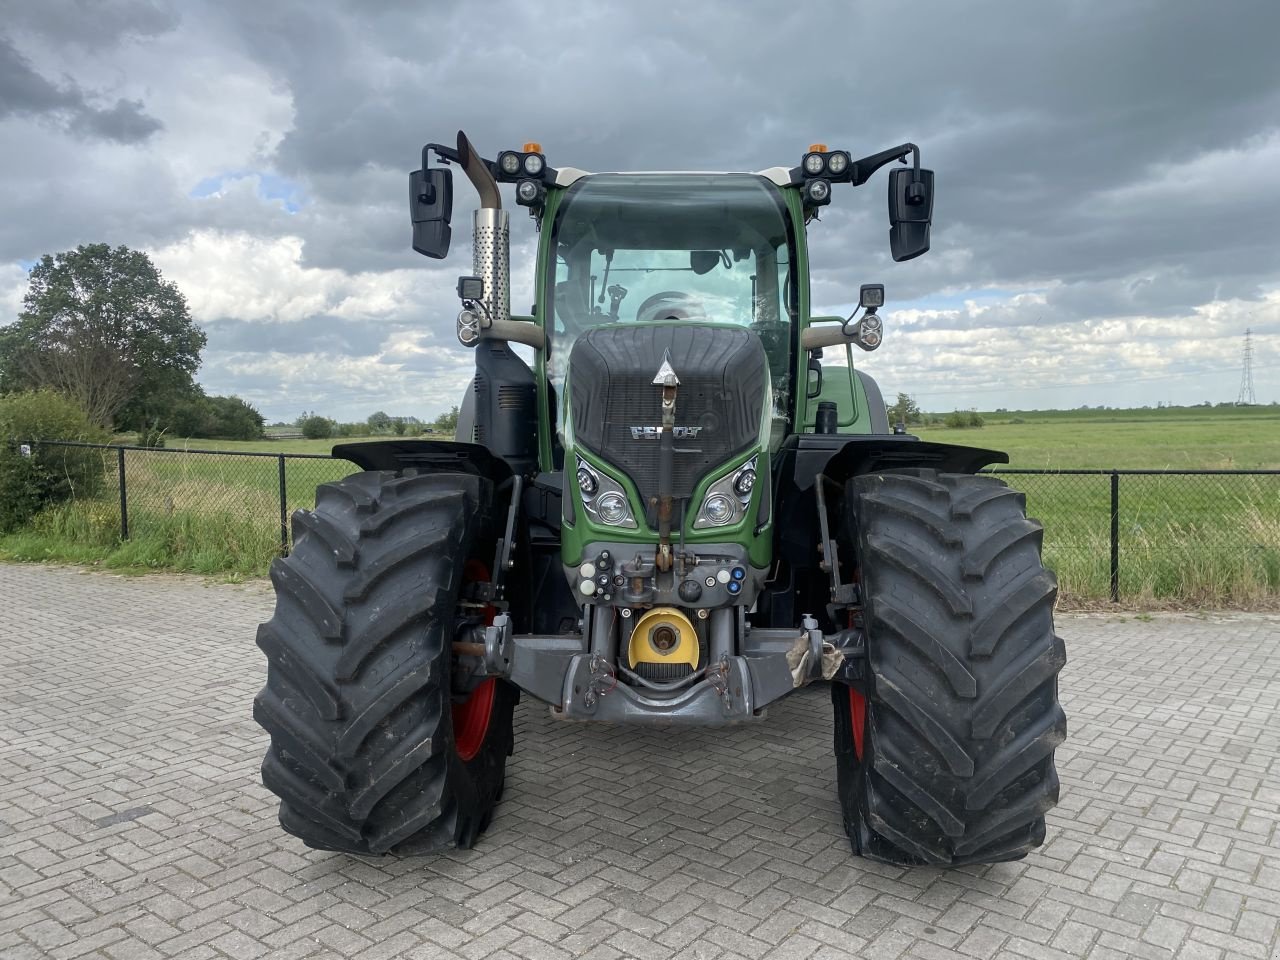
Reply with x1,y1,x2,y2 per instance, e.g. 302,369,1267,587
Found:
1,564,1277,960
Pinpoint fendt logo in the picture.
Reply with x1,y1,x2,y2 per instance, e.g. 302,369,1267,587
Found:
630,426,703,440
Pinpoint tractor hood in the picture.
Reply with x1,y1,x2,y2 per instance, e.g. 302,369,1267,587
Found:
566,323,769,527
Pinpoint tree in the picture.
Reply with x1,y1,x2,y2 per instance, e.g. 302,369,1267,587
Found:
888,392,922,426
0,245,206,428
432,405,459,436
392,418,407,436
161,390,263,440
207,395,266,440
300,415,335,439
367,410,392,433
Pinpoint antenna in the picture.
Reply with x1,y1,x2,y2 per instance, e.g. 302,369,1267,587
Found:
1236,328,1256,406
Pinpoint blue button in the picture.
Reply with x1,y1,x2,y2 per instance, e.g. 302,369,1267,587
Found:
731,567,745,581
727,580,742,595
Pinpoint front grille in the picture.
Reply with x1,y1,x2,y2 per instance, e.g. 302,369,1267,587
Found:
595,371,743,503
568,325,768,511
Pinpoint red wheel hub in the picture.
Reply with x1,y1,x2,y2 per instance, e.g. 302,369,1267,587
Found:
453,560,497,762
848,687,867,761
454,678,496,762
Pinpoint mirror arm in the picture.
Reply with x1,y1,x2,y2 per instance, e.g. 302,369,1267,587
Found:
483,317,545,350
850,143,920,186
423,142,462,168
802,325,858,352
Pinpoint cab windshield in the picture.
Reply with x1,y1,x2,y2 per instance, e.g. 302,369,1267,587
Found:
547,173,795,399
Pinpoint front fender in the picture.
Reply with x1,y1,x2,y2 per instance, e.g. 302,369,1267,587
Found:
783,434,1007,492
331,439,514,488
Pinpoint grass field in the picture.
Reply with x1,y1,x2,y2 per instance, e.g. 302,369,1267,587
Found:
3,406,1277,604
912,405,1280,470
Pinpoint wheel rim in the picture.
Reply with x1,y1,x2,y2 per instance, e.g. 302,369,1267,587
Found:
454,678,496,762
848,687,867,761
453,560,497,763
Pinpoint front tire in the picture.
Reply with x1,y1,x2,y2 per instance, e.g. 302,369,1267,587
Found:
834,470,1066,865
254,469,516,855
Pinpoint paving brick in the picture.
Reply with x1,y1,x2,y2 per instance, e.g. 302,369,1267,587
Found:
1,568,1278,959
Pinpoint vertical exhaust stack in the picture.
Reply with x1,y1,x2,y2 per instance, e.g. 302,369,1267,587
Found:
457,131,510,329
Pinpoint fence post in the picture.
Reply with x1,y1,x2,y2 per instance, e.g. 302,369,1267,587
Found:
278,455,289,557
1109,470,1119,603
117,447,129,541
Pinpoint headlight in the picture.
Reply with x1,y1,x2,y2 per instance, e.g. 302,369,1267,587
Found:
596,493,629,525
516,179,541,204
703,494,734,525
803,152,826,175
523,153,544,176
576,457,636,528
827,151,849,175
856,314,883,350
694,456,758,530
806,179,831,204
456,308,481,347
499,151,521,175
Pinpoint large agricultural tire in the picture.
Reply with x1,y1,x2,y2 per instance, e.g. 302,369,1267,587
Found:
833,470,1067,865
254,469,517,855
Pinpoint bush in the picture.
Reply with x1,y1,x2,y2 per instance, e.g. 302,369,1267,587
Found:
162,392,265,440
206,395,265,440
944,410,985,429
166,395,210,437
0,389,109,532
300,415,335,440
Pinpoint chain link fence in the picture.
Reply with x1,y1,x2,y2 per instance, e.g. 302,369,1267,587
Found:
8,440,357,573
989,469,1280,603
7,441,1279,603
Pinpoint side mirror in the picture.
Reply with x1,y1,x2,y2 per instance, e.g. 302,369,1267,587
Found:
887,167,933,262
690,250,720,275
807,353,824,398
410,167,453,259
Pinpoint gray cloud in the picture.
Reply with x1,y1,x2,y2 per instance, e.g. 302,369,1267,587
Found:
68,96,163,142
1,0,1279,419
0,33,163,143
4,0,178,49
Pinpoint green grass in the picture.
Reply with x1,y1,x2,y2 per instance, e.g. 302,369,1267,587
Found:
989,472,1280,605
0,450,359,576
6,408,1278,604
912,405,1280,470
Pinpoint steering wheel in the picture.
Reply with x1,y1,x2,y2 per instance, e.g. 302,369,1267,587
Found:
636,291,706,323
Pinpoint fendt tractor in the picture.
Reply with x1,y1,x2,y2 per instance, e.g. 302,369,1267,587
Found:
254,131,1067,865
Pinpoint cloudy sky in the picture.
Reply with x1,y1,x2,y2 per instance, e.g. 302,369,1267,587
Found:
1,0,1278,422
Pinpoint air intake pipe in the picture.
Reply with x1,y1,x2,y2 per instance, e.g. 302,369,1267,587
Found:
457,131,509,328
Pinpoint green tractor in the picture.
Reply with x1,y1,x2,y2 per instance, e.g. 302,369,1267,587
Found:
254,131,1066,865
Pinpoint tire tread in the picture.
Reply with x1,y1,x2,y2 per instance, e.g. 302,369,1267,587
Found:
835,470,1066,865
254,469,515,855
